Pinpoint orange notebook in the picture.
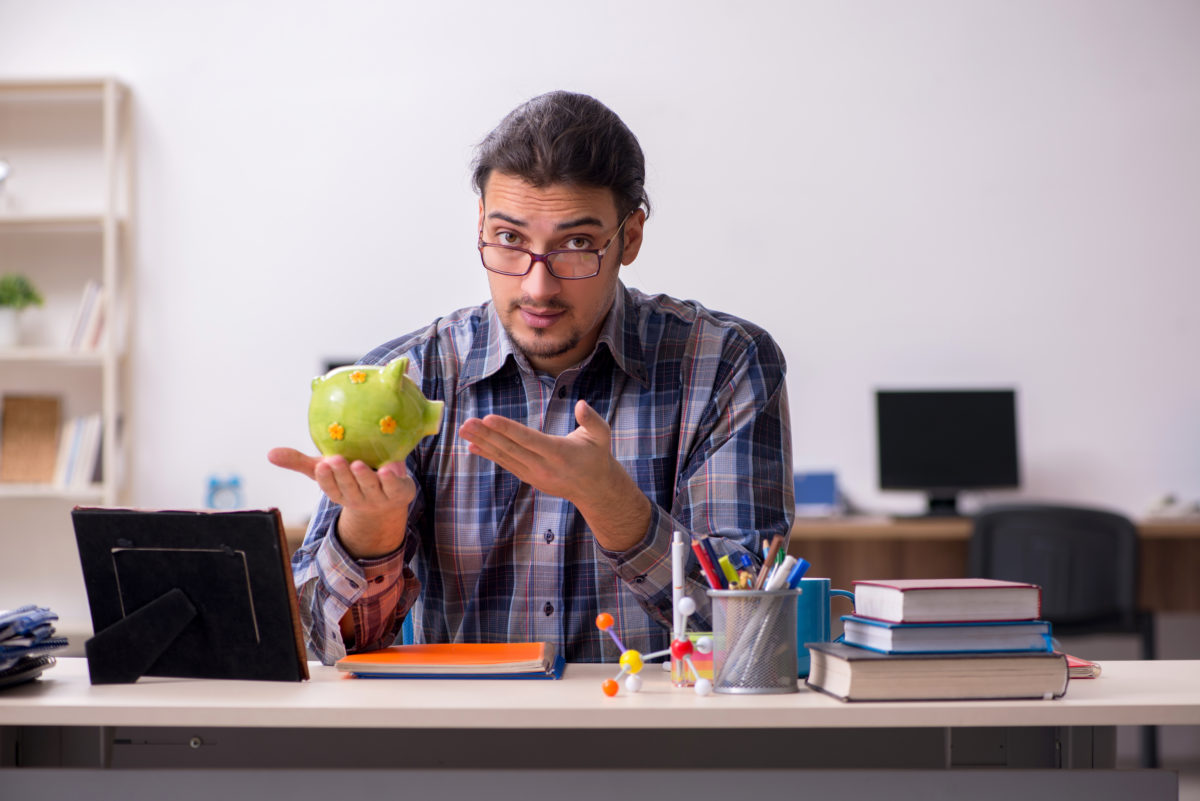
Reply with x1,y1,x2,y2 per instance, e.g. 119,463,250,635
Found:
335,642,563,679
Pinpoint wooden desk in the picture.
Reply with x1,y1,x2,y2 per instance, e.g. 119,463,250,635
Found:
788,517,1200,611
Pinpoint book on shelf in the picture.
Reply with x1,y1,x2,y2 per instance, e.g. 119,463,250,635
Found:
52,412,102,488
840,614,1054,654
805,640,1069,702
66,280,104,350
853,578,1041,623
0,395,61,484
336,641,564,679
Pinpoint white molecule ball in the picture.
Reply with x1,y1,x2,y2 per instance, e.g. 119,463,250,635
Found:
677,597,697,617
694,635,713,655
625,673,644,693
694,678,713,697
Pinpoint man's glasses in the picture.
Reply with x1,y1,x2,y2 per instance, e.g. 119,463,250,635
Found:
478,211,632,280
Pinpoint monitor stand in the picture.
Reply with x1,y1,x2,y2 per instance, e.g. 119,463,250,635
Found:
892,492,964,520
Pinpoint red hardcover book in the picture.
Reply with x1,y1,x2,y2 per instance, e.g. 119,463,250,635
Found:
852,578,1041,624
1064,653,1102,679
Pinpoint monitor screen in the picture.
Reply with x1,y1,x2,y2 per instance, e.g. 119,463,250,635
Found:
876,389,1019,516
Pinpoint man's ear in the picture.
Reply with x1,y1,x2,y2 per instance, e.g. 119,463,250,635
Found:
620,208,647,266
477,198,485,233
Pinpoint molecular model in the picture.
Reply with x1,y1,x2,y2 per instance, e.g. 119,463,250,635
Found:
595,596,714,698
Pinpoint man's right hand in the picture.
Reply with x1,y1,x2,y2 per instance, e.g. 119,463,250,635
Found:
268,448,415,559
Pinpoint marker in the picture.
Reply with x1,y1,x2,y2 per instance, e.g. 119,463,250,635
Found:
766,555,797,591
785,557,811,589
717,555,739,587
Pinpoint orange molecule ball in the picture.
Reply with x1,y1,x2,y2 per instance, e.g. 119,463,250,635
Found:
670,639,694,659
595,613,614,631
601,678,620,697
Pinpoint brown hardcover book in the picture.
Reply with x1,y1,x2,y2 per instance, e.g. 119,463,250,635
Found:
0,395,62,483
806,641,1069,701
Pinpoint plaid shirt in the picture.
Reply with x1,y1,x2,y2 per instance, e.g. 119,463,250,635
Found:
293,283,793,665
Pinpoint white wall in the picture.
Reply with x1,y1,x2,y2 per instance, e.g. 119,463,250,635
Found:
2,0,1198,530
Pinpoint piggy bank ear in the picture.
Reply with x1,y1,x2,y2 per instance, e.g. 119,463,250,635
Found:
381,356,410,387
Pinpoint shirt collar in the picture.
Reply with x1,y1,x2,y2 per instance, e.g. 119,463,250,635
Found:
458,282,649,392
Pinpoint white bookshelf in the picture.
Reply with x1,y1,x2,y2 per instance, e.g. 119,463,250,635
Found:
0,78,132,508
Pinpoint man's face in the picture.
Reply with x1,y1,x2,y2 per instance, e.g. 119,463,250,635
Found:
478,172,644,377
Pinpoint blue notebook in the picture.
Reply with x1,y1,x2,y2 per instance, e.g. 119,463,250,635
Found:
841,615,1053,654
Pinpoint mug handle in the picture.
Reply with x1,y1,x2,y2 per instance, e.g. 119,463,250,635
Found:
830,589,855,643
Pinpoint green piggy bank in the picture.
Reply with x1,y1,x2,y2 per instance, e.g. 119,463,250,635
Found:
308,356,444,468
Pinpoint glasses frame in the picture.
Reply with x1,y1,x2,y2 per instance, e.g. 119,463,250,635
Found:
477,211,634,280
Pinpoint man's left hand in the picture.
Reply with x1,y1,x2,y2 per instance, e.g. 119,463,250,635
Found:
458,400,651,552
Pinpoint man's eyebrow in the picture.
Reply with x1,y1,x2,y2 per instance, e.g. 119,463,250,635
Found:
555,216,605,230
486,211,526,227
484,212,606,230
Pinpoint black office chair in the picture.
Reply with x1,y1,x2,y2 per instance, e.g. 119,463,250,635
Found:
969,503,1157,768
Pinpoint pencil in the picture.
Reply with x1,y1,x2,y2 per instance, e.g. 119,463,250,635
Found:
753,534,785,590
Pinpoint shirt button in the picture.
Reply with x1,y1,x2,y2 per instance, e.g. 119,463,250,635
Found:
544,529,555,543
634,575,647,584
543,602,554,616
557,387,567,399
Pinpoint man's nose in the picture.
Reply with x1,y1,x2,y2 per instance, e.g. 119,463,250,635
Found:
521,256,561,299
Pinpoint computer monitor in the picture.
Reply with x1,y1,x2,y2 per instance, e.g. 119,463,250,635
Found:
875,389,1020,517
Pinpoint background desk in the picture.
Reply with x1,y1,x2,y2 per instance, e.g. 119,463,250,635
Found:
789,517,1200,612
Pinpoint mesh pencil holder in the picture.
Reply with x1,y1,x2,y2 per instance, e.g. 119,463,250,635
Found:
709,588,800,694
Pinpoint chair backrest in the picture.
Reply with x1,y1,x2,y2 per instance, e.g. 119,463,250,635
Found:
969,504,1138,625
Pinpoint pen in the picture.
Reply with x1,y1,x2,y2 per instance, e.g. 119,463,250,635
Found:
785,557,811,589
753,534,785,589
690,539,723,590
672,531,686,640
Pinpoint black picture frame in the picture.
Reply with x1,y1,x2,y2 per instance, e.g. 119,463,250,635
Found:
72,507,309,684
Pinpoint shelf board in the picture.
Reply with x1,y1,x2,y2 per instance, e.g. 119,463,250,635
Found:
0,79,124,102
0,482,105,501
0,347,105,365
0,215,113,232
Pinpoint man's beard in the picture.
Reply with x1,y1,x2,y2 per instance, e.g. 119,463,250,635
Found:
502,298,580,362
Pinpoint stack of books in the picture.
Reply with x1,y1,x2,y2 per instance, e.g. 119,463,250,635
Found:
805,578,1070,702
0,606,69,689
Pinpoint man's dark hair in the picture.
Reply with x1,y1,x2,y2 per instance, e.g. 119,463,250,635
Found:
472,91,651,220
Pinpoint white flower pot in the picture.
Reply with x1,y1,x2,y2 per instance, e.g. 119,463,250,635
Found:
0,308,18,347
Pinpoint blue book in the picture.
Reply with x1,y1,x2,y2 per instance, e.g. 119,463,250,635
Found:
840,614,1053,654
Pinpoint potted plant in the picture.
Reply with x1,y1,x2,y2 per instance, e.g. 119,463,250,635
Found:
0,273,44,347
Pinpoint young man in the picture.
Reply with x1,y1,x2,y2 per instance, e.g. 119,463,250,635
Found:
270,91,793,664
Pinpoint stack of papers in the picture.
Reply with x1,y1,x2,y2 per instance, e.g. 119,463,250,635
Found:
0,605,69,689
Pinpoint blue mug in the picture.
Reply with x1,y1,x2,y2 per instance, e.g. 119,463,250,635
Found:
796,577,855,677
